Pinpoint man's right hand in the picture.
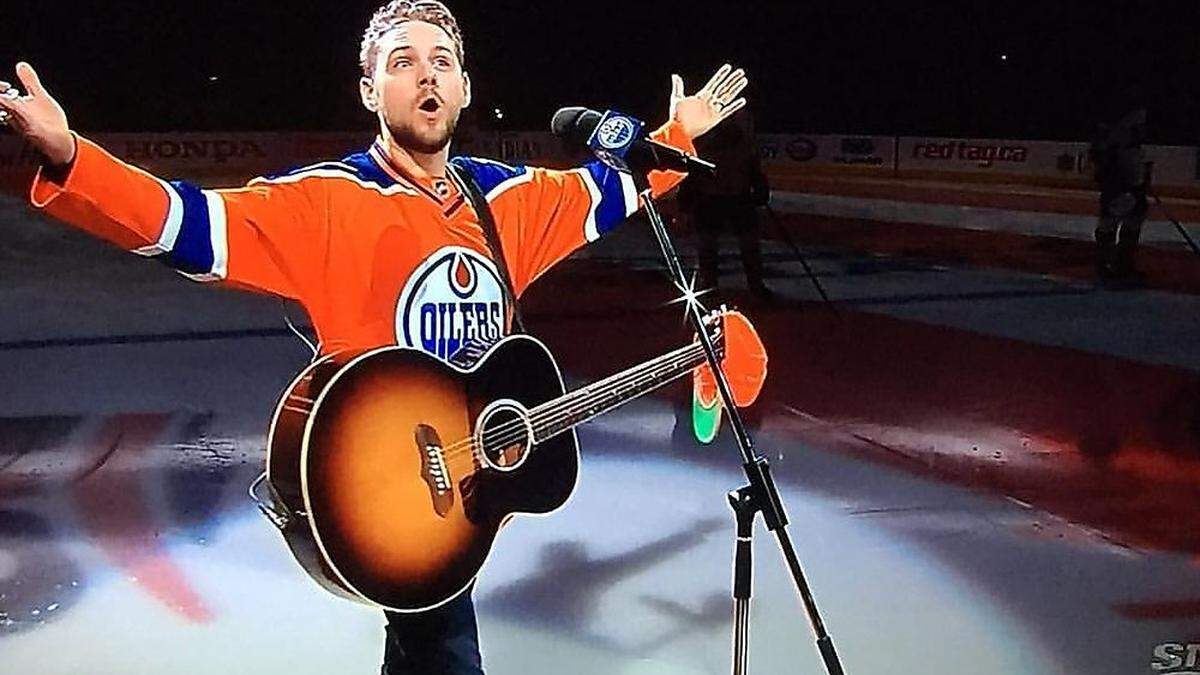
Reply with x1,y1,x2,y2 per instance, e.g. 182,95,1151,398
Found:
0,62,76,167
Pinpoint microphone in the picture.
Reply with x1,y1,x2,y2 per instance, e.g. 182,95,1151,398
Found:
551,107,716,175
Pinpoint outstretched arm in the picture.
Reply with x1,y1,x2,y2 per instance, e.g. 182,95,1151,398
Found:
464,64,750,296
2,63,329,302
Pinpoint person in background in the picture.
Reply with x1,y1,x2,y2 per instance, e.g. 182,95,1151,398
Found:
1090,101,1150,280
678,107,772,298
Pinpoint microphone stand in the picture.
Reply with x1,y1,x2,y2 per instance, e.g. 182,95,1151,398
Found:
631,168,846,675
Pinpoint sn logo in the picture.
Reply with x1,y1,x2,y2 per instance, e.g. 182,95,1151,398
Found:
1152,643,1200,674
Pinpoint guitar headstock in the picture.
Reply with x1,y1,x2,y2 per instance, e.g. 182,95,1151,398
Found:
693,305,766,410
700,305,731,358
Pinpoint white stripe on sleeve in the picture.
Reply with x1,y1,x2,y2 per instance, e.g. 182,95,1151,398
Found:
132,179,184,256
177,191,229,282
619,172,639,217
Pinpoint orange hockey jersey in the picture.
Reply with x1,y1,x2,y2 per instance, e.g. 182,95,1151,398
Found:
29,122,694,360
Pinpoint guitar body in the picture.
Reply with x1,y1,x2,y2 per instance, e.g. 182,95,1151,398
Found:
267,335,578,613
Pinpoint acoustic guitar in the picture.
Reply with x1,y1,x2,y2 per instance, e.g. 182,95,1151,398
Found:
264,311,733,612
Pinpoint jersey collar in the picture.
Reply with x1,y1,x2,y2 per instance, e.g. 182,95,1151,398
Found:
368,137,458,205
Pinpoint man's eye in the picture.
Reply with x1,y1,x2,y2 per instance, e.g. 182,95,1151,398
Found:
392,59,411,68
434,58,452,69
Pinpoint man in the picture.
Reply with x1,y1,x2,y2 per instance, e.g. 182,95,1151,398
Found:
0,1,748,673
678,107,771,298
1090,104,1150,280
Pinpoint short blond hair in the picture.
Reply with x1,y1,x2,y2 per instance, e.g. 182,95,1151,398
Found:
359,1,466,78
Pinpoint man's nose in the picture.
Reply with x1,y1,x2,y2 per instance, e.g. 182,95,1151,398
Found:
418,64,438,86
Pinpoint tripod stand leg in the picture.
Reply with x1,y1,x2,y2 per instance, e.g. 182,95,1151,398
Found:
730,488,756,675
1151,190,1200,256
763,205,838,313
734,598,750,675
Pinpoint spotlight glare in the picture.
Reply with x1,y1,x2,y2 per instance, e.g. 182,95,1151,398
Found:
665,271,714,322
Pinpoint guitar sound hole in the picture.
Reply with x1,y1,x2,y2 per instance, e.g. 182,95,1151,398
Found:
476,400,533,473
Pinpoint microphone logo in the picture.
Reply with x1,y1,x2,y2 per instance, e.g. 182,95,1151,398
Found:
595,115,637,149
587,110,646,172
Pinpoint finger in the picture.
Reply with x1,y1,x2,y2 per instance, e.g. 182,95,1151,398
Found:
0,83,28,121
699,63,731,97
717,97,747,121
0,103,18,129
0,81,20,102
0,88,20,112
714,70,747,100
699,63,732,98
15,62,45,97
707,65,741,98
716,75,748,103
672,74,685,100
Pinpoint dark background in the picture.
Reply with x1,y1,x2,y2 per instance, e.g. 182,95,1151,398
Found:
3,0,1198,142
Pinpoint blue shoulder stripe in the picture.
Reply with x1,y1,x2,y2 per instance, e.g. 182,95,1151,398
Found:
163,180,216,275
581,160,639,237
583,161,635,237
451,156,528,198
342,151,400,188
256,152,399,192
259,160,362,182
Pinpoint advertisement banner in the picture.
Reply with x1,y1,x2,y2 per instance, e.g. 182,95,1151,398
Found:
1144,145,1200,188
759,133,895,173
899,136,1093,179
0,132,375,190
6,130,1200,193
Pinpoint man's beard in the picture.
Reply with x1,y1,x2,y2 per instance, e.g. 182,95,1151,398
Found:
388,114,459,154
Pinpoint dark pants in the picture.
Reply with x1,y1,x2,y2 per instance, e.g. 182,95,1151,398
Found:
382,591,484,675
1095,189,1148,275
691,194,765,290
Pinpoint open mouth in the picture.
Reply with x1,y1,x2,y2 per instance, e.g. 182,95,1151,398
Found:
419,97,441,113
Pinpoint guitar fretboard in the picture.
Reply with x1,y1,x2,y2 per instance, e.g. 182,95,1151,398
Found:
529,340,718,442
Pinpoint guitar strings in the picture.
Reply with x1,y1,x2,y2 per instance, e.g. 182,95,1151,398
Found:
442,320,725,463
441,353,702,476
454,340,715,464
437,333,725,476
437,344,704,473
438,342,714,471
440,342,704,463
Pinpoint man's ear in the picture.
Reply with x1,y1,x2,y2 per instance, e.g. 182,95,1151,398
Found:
462,71,472,109
360,76,379,113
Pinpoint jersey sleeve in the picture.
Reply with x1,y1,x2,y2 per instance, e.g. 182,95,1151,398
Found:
29,133,329,301
456,119,695,296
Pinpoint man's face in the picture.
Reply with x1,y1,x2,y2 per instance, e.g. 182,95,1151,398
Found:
361,21,470,154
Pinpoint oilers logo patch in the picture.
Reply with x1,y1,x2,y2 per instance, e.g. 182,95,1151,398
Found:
396,246,507,362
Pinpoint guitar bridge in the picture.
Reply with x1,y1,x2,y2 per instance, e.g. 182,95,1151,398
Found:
415,424,454,517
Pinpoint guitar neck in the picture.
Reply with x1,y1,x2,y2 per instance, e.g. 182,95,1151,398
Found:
530,339,718,442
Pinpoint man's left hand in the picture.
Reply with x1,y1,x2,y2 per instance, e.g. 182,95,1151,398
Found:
669,64,748,139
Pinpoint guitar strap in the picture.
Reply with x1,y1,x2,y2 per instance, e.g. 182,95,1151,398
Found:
446,161,526,334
